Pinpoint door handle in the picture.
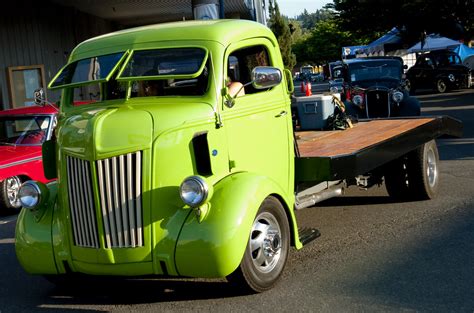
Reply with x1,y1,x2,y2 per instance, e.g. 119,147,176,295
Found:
275,110,287,117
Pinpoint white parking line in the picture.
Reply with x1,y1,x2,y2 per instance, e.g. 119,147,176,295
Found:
0,215,17,225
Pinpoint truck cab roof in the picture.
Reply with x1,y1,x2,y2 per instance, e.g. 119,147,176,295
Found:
70,19,277,62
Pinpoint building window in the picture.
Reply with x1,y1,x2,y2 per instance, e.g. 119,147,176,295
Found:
7,65,46,108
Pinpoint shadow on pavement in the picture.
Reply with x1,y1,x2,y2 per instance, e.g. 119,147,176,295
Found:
342,203,474,312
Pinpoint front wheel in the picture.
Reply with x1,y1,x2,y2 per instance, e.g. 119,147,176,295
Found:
384,140,439,201
405,78,416,95
227,196,290,293
0,176,23,215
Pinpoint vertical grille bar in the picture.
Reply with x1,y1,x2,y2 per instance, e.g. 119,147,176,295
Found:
82,158,99,248
104,159,118,247
72,158,87,246
67,157,81,246
66,156,99,248
119,155,130,247
97,160,112,248
135,151,143,247
112,157,124,247
127,153,137,247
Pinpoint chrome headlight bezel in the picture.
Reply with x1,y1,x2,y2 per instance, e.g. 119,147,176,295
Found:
352,94,364,107
19,181,47,211
391,90,404,103
179,176,210,208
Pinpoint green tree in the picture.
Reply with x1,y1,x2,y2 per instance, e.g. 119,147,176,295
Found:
293,18,352,65
329,0,473,44
268,0,296,69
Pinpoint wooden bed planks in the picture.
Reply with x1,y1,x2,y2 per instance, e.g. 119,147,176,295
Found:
296,118,435,158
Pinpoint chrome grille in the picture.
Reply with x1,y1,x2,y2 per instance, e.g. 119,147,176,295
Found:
66,156,100,248
366,90,390,118
96,151,143,249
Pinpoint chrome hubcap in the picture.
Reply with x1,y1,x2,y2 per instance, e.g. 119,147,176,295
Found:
249,212,282,274
438,81,446,92
426,148,438,187
6,177,21,208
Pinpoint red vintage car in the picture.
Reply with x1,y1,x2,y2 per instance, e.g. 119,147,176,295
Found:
0,105,57,214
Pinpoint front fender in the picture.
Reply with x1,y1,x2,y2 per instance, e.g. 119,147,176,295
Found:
175,172,294,278
15,181,58,274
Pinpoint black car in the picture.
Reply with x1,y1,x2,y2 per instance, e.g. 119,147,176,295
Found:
340,57,420,118
405,51,473,94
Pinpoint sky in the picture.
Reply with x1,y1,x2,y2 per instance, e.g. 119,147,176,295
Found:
277,0,331,18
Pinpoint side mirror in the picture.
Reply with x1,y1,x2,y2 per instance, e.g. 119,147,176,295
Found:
34,88,46,106
33,88,59,112
251,66,282,89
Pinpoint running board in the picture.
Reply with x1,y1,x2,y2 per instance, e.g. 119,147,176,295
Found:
298,227,321,246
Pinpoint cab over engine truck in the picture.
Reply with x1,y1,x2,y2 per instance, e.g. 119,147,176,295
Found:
16,20,462,293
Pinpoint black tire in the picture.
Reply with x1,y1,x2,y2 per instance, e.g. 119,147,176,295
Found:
436,79,448,93
385,140,439,201
0,176,23,215
227,196,290,293
405,78,416,95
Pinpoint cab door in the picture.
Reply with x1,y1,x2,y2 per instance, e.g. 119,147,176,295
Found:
220,38,292,195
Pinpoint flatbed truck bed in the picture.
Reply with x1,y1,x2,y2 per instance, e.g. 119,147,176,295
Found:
295,116,462,183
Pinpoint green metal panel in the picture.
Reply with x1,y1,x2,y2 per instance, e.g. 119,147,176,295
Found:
175,172,295,277
17,20,300,278
15,182,58,274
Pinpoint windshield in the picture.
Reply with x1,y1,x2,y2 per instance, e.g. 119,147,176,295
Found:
49,52,127,89
348,61,401,82
0,115,52,146
118,48,208,79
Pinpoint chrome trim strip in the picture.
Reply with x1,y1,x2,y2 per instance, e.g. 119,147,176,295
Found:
0,156,42,169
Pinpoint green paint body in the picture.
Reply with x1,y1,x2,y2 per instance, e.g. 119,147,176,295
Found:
16,20,303,278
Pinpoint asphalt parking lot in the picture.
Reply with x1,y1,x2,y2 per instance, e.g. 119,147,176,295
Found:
1,87,473,312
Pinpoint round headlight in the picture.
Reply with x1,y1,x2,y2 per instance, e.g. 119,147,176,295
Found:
448,74,455,82
329,86,339,93
180,176,209,208
352,94,364,106
19,181,41,210
392,91,404,103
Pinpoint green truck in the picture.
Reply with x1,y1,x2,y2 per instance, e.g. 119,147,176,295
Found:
15,20,461,293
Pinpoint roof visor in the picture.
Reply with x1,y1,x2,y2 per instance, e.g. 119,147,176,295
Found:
49,52,128,90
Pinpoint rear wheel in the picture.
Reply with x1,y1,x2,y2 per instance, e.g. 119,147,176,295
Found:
385,140,439,201
227,196,290,293
0,176,23,215
436,79,448,93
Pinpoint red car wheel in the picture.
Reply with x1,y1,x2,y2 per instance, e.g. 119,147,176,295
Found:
0,176,23,214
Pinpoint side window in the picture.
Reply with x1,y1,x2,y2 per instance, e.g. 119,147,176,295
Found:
425,57,434,67
227,45,271,96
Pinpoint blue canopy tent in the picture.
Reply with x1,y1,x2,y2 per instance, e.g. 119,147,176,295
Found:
365,27,402,55
453,44,474,62
407,34,461,53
